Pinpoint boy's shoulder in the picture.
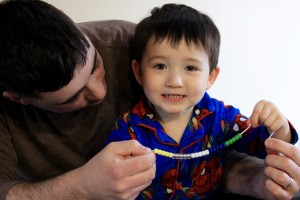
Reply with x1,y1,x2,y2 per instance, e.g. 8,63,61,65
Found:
197,93,240,115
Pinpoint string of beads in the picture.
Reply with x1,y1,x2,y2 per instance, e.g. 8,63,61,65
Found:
153,124,251,159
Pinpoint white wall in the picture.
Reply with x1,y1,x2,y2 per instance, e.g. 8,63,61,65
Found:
45,0,300,146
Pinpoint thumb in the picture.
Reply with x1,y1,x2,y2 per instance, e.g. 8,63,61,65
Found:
113,140,152,158
265,138,279,155
266,146,278,155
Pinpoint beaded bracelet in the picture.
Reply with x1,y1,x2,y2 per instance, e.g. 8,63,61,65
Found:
153,124,251,159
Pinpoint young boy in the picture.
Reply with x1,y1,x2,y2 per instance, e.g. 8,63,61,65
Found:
105,4,298,199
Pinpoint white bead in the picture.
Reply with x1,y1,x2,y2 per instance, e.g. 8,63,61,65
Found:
204,150,209,155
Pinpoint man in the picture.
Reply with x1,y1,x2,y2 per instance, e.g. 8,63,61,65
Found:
0,1,154,199
0,0,299,199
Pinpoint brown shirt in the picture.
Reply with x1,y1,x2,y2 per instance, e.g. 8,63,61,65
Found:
0,20,141,199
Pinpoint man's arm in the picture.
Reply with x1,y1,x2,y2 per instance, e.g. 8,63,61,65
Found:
223,139,300,200
223,150,266,199
6,140,156,200
6,170,83,200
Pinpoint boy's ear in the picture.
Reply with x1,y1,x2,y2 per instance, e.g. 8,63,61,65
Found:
2,91,30,105
206,66,220,90
132,60,143,86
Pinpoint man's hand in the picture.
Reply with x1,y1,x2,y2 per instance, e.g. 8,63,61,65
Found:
223,144,300,200
79,140,156,199
262,138,300,200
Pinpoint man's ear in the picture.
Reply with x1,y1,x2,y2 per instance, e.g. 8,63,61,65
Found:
2,91,30,105
206,66,220,90
132,60,143,86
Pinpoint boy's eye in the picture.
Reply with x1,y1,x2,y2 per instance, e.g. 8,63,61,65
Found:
154,64,166,70
185,65,197,71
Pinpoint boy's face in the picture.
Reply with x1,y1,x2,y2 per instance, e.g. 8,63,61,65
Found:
24,43,107,113
132,37,219,119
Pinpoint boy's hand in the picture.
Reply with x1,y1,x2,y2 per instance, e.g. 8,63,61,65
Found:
249,100,291,142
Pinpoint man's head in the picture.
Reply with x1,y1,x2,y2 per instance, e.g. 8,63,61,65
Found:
0,0,107,112
131,3,221,73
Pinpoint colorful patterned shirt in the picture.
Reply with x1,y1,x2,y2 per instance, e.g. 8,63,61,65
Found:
105,93,298,199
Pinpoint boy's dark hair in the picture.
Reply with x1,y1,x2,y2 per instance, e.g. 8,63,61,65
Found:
0,0,90,97
131,3,220,72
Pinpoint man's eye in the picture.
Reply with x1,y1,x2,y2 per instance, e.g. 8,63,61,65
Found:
67,95,80,104
91,58,101,74
154,64,166,70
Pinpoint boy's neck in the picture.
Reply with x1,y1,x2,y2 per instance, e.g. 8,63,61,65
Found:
158,109,193,143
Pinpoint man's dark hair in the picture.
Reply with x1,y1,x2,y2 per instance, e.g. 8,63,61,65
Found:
131,3,220,72
0,0,90,97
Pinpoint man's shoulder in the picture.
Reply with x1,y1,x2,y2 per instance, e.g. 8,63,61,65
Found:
78,20,136,47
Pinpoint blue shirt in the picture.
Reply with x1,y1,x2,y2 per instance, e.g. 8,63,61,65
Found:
106,93,298,199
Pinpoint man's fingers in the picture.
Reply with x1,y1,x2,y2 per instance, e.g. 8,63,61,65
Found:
265,138,300,166
108,140,152,158
118,151,156,176
108,153,156,199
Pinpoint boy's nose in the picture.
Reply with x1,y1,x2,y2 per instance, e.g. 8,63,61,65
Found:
165,71,183,88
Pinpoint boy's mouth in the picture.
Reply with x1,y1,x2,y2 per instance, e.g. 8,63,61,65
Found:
162,94,185,98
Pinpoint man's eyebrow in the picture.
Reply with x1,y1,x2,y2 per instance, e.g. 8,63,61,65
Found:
57,49,97,105
91,49,98,74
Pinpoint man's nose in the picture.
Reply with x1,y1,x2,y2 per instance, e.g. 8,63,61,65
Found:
85,80,106,102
